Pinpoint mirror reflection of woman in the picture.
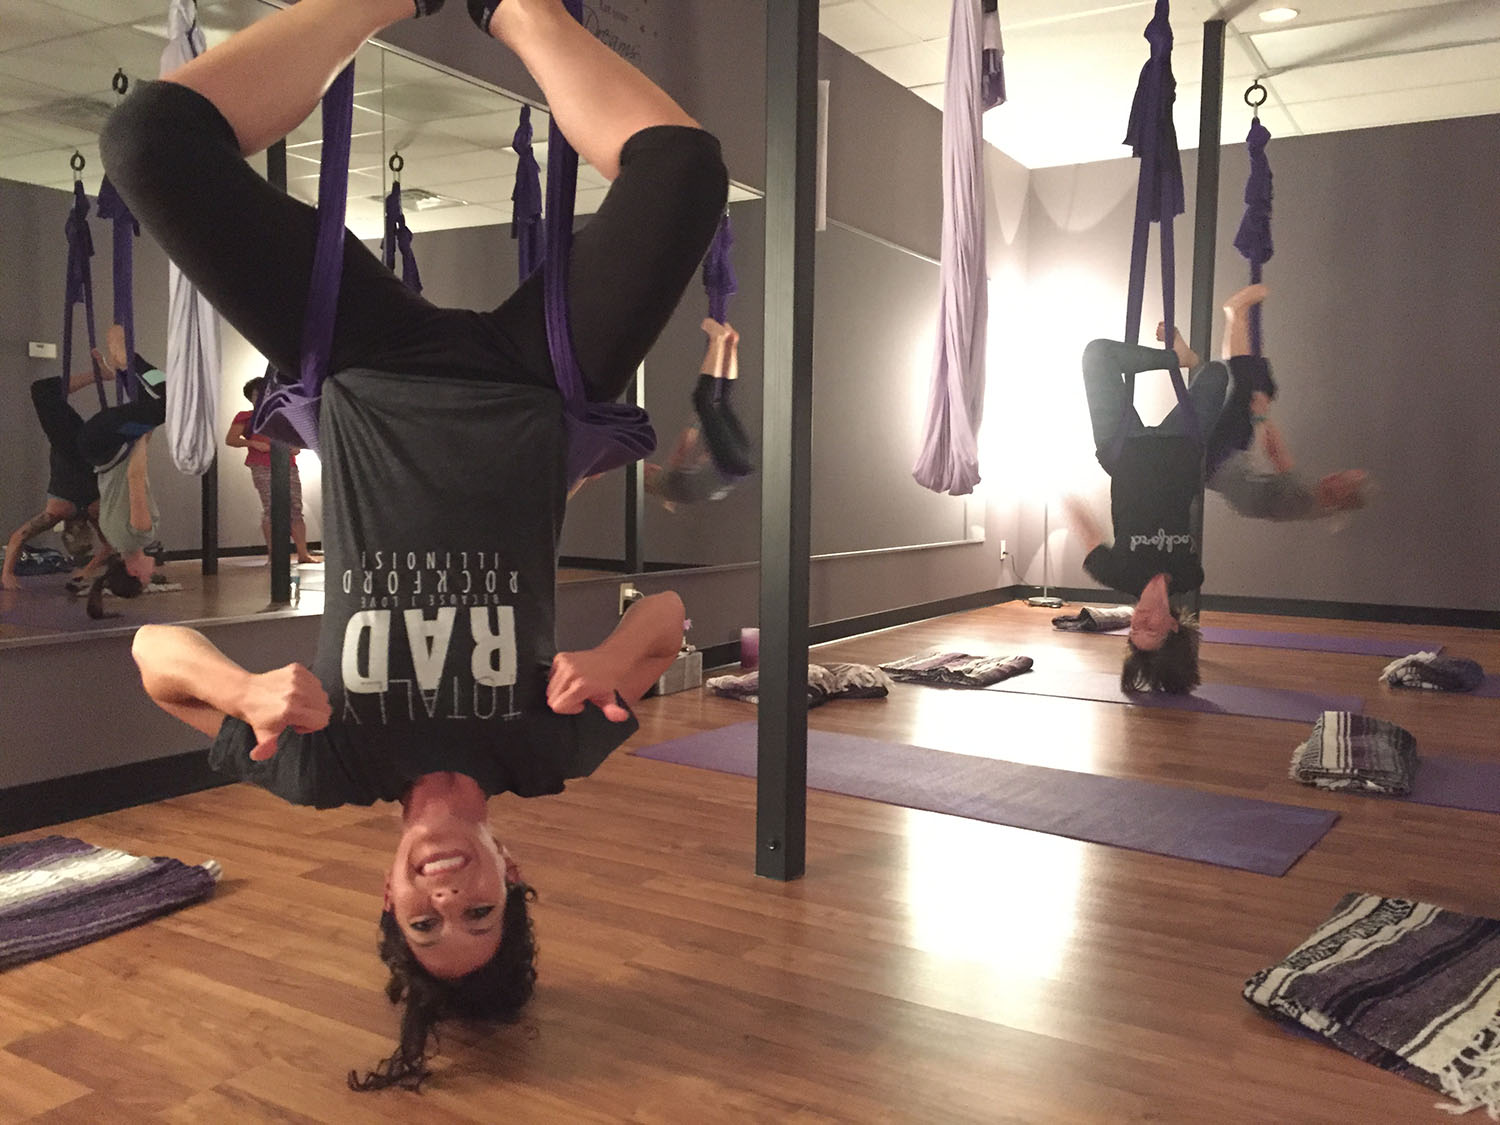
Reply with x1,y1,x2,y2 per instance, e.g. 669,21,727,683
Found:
110,0,726,1092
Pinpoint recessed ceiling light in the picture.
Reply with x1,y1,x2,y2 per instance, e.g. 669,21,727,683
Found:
1259,7,1299,23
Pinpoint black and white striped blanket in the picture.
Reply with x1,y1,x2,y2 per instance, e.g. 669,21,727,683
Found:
1051,606,1133,633
707,663,892,708
1289,711,1418,796
1245,893,1500,1118
1381,651,1486,693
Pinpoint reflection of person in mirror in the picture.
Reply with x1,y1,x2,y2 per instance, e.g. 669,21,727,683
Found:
2,350,111,592
226,375,320,564
107,0,725,1094
643,318,750,508
1161,284,1370,523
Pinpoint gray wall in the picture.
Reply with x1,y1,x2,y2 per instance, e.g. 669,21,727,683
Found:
0,175,320,559
1024,113,1500,610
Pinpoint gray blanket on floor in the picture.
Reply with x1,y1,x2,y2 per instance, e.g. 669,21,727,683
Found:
1380,651,1486,693
879,651,1033,688
1051,606,1133,633
707,663,892,707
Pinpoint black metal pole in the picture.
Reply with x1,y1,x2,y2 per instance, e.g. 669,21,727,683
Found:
266,140,293,605
200,454,219,576
1188,19,1226,620
624,365,644,574
756,0,817,881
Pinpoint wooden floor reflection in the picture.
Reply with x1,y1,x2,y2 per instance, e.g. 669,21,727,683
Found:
2,602,1498,1120
0,558,617,644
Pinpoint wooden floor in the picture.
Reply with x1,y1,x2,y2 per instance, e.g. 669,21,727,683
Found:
2,602,1498,1122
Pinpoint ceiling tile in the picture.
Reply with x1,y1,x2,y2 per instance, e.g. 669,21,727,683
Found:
863,0,952,41
0,0,104,54
820,1,923,54
1270,39,1500,103
1287,75,1500,132
859,39,949,88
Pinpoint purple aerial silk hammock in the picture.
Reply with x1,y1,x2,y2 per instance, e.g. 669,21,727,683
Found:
61,179,105,410
912,0,1006,497
383,179,423,294
510,0,657,486
95,176,139,403
1233,117,1274,357
249,62,356,453
703,213,737,325
1110,0,1196,465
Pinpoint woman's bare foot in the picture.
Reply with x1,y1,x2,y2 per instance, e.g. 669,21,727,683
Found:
1317,470,1369,512
1154,322,1200,369
106,324,129,373
1222,283,1269,315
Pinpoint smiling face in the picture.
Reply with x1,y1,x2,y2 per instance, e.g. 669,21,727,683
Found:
385,814,517,980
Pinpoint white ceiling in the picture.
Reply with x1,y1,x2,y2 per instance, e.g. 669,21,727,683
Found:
2,0,1495,225
821,0,1500,168
0,0,635,236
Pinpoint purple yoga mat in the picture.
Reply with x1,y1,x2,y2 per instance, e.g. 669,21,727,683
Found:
635,723,1338,876
1097,625,1440,657
1406,757,1500,813
985,668,1362,724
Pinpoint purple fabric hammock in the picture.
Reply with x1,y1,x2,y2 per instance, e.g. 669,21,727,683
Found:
1233,117,1274,357
912,0,1006,497
95,176,139,404
511,106,545,277
509,3,657,486
383,179,423,294
249,62,356,453
1107,0,1197,465
703,212,737,325
61,178,106,411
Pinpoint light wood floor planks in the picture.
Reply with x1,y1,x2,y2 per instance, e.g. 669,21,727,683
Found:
2,602,1498,1122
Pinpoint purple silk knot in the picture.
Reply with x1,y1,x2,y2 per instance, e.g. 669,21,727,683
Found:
383,183,423,294
512,106,545,280
62,181,105,410
96,176,140,403
702,214,737,325
1234,116,1274,354
981,3,1006,111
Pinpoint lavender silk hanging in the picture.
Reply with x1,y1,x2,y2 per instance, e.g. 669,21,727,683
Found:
1109,0,1195,467
1233,117,1273,357
95,177,138,404
383,182,423,294
161,0,223,476
250,62,356,453
511,106,544,279
912,0,1003,497
61,181,105,410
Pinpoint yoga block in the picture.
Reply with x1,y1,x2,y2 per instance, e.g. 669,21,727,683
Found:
656,649,704,696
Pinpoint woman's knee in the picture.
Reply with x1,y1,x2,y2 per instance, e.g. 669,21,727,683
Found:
101,81,234,203
622,125,728,228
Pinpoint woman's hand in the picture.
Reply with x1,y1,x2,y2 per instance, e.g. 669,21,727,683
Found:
547,649,634,722
239,663,332,761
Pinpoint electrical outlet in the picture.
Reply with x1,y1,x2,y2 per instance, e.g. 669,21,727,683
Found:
1000,539,1008,559
28,341,57,360
618,582,639,615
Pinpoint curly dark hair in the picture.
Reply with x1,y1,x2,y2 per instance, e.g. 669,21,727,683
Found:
85,555,144,619
1121,613,1201,694
349,881,538,1093
242,376,265,403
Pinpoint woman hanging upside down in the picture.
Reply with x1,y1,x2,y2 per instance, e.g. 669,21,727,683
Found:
110,0,725,1092
1063,332,1229,694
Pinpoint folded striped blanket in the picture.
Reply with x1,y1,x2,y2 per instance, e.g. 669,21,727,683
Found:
879,651,1033,688
1381,651,1486,693
1245,892,1500,1117
1289,711,1417,796
0,836,221,970
1051,606,1133,633
707,663,892,708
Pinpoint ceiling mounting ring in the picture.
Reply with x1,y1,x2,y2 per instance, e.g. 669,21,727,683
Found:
389,152,404,174
70,151,86,173
112,68,130,96
1245,80,1269,110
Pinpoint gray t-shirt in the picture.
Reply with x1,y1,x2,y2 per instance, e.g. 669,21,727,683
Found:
96,449,159,555
211,369,638,808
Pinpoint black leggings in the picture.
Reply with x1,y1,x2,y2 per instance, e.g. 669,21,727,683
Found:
101,82,728,402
